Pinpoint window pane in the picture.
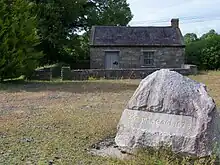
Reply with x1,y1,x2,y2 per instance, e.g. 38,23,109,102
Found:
143,51,154,65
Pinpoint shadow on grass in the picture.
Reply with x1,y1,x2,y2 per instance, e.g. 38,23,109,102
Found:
0,80,139,93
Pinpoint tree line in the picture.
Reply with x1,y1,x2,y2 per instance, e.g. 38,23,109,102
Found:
0,0,219,81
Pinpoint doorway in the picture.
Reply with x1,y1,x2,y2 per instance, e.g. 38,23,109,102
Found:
105,51,119,69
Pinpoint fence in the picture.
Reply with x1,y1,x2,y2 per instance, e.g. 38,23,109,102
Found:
30,68,52,81
29,65,197,81
61,65,198,81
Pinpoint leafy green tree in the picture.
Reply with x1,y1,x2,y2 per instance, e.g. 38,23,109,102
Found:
185,30,220,70
84,0,133,29
184,33,198,44
29,0,89,65
185,39,206,68
29,0,133,67
201,35,220,69
200,29,218,40
0,0,43,81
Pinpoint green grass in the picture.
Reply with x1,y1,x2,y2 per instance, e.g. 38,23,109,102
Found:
0,72,220,164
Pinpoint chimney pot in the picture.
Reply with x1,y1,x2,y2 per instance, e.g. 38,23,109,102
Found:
171,18,179,28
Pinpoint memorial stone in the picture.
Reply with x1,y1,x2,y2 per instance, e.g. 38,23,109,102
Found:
115,69,220,157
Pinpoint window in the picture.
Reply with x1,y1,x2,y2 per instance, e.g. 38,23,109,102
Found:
143,51,154,66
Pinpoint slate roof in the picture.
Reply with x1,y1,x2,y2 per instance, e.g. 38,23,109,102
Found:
90,26,185,47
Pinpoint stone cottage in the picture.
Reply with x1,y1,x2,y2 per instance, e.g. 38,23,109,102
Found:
89,18,185,69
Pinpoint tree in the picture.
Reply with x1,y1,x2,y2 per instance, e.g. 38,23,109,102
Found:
0,0,43,81
184,33,198,44
185,39,206,68
200,29,218,40
28,0,88,65
29,0,133,67
84,0,133,30
185,30,220,70
201,35,220,69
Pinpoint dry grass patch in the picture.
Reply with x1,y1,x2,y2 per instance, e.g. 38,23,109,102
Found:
0,72,220,164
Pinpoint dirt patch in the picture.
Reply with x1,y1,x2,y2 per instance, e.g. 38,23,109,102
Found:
88,136,133,160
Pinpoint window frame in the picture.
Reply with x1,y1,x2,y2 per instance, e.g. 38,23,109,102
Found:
141,51,156,67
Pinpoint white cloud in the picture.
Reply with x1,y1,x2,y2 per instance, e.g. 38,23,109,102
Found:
127,0,220,36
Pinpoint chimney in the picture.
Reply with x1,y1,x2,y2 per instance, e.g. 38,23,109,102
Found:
171,18,179,28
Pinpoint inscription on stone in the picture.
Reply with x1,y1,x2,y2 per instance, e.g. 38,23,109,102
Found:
140,117,191,129
120,109,197,137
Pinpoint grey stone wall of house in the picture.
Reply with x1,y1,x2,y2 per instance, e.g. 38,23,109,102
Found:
61,65,197,81
90,47,185,69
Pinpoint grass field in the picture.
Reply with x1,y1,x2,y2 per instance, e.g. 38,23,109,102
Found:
0,71,220,165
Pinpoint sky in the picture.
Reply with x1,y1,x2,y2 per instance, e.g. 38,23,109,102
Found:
127,0,220,37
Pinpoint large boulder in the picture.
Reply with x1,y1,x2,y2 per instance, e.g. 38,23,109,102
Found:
115,69,220,157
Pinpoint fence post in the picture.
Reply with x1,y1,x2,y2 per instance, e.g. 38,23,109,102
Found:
47,67,52,81
61,66,71,81
190,65,198,75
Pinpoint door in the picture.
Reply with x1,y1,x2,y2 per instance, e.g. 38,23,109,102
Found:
105,51,119,69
